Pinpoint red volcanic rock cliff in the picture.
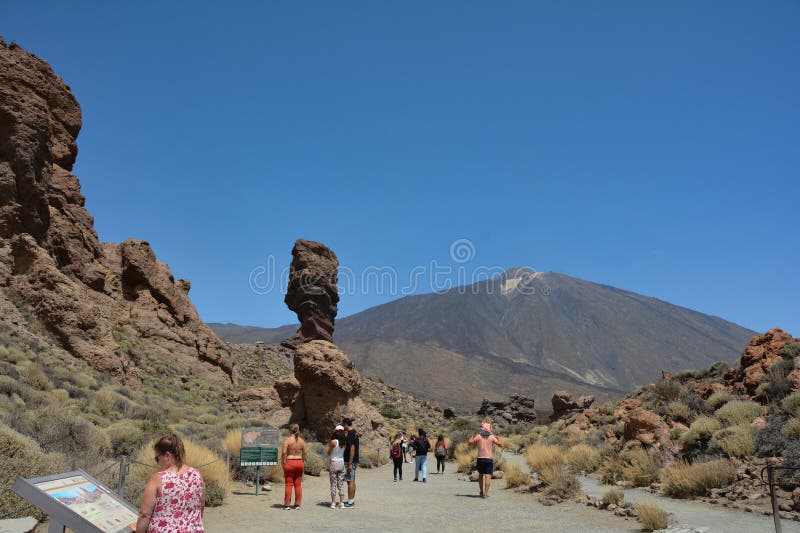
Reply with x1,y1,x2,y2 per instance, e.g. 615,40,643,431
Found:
0,39,234,388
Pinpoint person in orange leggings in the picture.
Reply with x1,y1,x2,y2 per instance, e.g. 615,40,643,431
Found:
281,424,306,510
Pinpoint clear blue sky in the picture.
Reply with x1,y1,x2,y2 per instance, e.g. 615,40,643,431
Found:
5,1,799,335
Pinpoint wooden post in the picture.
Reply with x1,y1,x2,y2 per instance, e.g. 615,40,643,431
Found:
769,465,783,533
255,466,260,497
117,456,128,499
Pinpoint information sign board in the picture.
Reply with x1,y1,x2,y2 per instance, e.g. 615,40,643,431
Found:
12,469,138,533
241,427,279,448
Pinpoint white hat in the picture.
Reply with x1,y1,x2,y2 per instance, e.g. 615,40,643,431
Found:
335,425,344,431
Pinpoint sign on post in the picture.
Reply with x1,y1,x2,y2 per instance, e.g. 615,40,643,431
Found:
12,469,138,533
239,426,279,495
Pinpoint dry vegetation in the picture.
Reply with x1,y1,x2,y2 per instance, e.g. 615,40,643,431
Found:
661,459,736,498
634,501,670,531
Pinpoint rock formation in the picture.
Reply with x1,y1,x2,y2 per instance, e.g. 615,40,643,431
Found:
281,239,339,349
550,390,595,421
725,328,799,397
0,39,233,388
476,394,537,425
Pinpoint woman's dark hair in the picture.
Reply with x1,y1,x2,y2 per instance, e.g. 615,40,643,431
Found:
418,428,426,437
154,434,186,468
437,435,444,442
332,429,346,443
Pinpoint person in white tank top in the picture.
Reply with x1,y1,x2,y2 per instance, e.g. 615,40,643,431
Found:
327,425,347,508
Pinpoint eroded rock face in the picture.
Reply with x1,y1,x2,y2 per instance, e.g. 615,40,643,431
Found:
0,40,234,389
727,328,797,396
281,239,339,349
623,408,676,460
550,390,595,420
477,394,537,425
291,340,386,446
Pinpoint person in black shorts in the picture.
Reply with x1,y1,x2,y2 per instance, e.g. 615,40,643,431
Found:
342,417,359,508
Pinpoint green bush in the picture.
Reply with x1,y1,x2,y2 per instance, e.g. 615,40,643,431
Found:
781,342,800,359
0,422,67,520
665,401,690,422
601,487,624,506
304,448,325,476
19,362,52,391
715,400,762,427
710,424,758,458
681,416,721,448
654,379,681,401
204,480,225,507
706,390,732,410
107,420,144,456
782,418,800,439
782,393,800,417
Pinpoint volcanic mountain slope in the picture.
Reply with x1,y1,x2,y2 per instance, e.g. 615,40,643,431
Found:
212,269,756,409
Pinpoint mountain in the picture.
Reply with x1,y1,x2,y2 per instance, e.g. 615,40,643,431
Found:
211,269,756,409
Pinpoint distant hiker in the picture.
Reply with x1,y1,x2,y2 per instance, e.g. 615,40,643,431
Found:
343,417,360,508
390,433,404,481
468,418,503,498
401,431,410,463
413,428,431,482
327,425,347,508
136,433,205,533
434,435,447,474
281,424,306,510
408,434,417,458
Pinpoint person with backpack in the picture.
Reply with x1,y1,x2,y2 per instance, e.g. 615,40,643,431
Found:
413,428,430,482
389,433,404,482
434,435,447,474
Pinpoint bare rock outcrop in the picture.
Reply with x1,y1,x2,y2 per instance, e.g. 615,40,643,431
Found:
0,40,234,389
281,239,339,349
725,328,798,396
550,390,594,421
477,394,537,425
291,340,387,447
623,408,676,460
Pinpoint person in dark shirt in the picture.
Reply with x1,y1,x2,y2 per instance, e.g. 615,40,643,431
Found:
342,417,359,507
413,428,430,482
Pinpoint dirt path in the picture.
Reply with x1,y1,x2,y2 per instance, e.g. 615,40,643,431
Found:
204,455,797,532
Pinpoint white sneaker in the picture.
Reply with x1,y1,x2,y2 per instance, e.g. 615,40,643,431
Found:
330,503,337,509
337,502,345,509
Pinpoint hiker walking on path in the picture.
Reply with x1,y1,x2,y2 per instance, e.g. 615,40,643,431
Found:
327,425,347,508
413,428,431,482
401,432,409,463
468,419,502,498
390,433,404,482
136,433,205,533
434,435,447,474
281,424,307,510
343,417,359,508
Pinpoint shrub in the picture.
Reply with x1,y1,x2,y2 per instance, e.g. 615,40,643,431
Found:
526,444,564,475
654,379,681,401
782,418,800,439
71,372,98,389
503,462,529,488
706,390,732,410
661,459,736,498
565,444,599,473
635,501,670,531
204,480,225,507
541,465,580,500
781,342,800,359
780,439,800,490
0,422,67,520
681,416,721,449
782,393,800,417
715,400,762,427
621,448,661,487
106,420,143,456
756,415,788,457
710,424,757,458
0,375,23,398
19,362,52,391
195,413,218,425
91,387,130,418
222,428,242,456
665,401,690,422
599,454,625,485
305,447,325,476
454,441,477,473
601,487,624,506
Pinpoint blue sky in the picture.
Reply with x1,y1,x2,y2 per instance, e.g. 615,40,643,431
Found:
4,1,799,335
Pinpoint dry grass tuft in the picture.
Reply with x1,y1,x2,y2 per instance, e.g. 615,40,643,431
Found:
222,428,242,456
565,444,600,473
714,400,762,427
710,424,757,458
526,444,564,474
661,459,736,498
454,441,477,473
542,464,580,500
601,487,624,506
635,501,670,531
503,462,530,488
621,448,661,487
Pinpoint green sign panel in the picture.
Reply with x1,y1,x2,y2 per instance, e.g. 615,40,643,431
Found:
240,447,278,466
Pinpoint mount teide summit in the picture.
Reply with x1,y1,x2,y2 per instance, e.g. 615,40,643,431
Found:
213,269,756,409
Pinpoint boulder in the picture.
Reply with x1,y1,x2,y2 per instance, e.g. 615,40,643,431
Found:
476,394,536,425
550,390,594,420
281,239,339,349
623,408,676,460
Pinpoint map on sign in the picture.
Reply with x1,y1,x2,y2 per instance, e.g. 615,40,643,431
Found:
241,426,279,448
34,475,136,533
